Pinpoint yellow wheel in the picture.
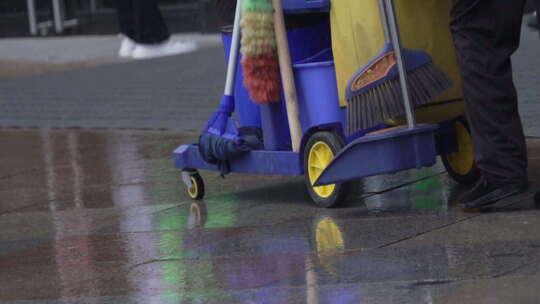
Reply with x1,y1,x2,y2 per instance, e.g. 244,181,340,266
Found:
441,118,480,185
304,132,350,208
308,142,336,198
186,173,205,200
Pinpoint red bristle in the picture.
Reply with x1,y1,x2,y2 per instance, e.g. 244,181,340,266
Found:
241,51,281,104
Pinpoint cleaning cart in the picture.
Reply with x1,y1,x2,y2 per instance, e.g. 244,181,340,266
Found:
173,0,479,208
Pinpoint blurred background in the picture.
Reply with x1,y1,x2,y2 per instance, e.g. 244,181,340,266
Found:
0,0,235,37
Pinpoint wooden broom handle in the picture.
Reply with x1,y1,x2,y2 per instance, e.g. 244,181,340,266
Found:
272,0,302,152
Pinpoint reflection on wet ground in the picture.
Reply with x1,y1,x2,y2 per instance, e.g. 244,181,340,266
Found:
1,129,539,303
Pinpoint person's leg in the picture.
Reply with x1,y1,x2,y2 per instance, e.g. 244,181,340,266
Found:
132,0,170,44
216,0,237,28
116,0,138,57
450,0,529,208
125,0,198,59
525,0,537,14
116,0,136,40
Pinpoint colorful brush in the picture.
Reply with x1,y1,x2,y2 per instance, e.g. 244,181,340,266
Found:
240,0,281,103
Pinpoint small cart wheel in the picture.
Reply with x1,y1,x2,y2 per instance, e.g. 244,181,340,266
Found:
186,172,205,200
304,132,350,208
441,117,480,185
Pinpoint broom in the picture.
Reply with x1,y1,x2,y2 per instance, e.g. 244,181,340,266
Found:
240,0,281,103
204,0,242,136
271,0,303,152
345,0,453,136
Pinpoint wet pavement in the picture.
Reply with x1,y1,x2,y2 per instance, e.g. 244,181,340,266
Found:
0,19,539,304
1,128,539,303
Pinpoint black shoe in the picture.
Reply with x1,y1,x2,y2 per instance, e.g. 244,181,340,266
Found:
459,178,529,211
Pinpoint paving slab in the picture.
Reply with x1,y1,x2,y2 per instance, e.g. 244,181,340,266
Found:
0,129,539,303
0,28,538,135
0,34,221,64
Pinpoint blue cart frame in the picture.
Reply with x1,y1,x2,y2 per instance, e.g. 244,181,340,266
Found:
173,0,476,207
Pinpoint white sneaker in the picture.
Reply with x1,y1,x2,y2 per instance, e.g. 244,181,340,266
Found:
118,35,136,58
131,40,198,60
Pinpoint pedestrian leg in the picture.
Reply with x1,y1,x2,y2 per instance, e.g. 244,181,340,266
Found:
131,0,170,44
116,0,136,40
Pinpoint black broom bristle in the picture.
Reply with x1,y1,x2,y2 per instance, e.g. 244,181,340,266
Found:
347,63,453,136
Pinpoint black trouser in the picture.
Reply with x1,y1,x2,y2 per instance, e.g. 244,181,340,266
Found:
525,0,539,14
450,0,528,185
116,0,170,44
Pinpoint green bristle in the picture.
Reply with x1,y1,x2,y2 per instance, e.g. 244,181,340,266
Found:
242,0,273,12
240,10,276,57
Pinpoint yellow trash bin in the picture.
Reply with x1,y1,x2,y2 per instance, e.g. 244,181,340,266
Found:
330,0,465,124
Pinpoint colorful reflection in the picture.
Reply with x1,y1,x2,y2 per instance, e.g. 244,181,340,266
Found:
409,173,447,210
0,129,465,303
362,168,449,212
165,200,364,303
155,194,241,303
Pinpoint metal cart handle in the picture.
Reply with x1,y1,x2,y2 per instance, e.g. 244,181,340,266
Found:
224,0,242,96
380,0,417,129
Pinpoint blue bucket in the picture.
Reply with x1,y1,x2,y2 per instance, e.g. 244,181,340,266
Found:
221,30,261,128
293,48,345,133
221,19,332,149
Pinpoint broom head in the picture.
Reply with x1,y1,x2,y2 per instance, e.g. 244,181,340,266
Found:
345,43,453,135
